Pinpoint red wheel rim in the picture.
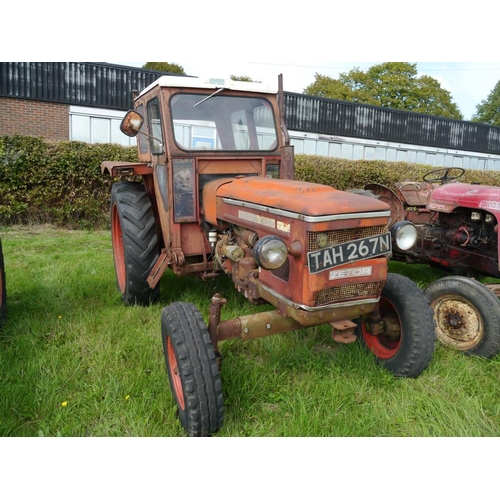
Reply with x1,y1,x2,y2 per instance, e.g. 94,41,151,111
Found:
361,297,401,359
167,336,185,410
111,204,126,293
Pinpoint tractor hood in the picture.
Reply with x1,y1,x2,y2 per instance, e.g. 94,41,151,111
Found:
202,177,390,227
218,177,389,215
428,183,500,214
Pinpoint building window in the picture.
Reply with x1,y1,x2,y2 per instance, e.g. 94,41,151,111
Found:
69,106,136,146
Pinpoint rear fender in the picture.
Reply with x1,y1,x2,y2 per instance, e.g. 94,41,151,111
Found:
394,181,437,207
101,161,152,177
365,184,405,226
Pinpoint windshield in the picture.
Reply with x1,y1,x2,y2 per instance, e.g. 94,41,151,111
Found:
170,93,278,152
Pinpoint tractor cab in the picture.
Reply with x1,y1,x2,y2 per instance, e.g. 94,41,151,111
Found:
102,75,295,286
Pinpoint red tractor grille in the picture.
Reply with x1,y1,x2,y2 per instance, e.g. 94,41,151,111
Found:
315,281,383,307
307,225,388,253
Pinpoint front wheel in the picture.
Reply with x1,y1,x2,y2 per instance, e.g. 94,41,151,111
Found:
426,276,500,358
356,273,436,377
161,302,225,437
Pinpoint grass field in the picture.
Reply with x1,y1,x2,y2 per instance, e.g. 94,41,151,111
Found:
1,226,499,437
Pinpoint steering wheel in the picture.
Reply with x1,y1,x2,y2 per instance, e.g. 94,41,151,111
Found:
423,167,465,184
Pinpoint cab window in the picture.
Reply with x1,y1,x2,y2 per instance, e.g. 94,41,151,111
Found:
147,98,165,155
170,93,278,152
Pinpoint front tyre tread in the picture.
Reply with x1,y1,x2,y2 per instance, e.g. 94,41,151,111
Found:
161,302,224,437
426,275,500,358
357,273,436,377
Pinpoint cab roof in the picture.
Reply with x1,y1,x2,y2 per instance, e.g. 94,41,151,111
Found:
138,75,279,98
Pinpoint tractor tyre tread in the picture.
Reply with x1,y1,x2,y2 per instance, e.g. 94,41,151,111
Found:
111,182,160,305
162,302,224,437
426,275,500,358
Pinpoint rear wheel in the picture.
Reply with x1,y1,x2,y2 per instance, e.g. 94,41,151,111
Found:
356,273,436,377
161,302,224,437
0,239,6,327
110,182,160,305
426,276,500,358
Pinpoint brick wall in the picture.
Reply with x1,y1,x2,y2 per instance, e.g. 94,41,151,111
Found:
0,97,69,140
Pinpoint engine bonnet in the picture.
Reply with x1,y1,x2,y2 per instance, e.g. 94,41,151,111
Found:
428,183,500,214
215,177,390,216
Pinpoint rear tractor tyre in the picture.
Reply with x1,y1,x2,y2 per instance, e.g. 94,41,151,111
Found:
356,273,436,377
110,182,160,306
0,239,6,327
425,276,500,358
161,302,225,437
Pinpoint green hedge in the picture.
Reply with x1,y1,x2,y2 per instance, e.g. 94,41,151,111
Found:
294,155,500,191
0,136,137,228
1,135,500,229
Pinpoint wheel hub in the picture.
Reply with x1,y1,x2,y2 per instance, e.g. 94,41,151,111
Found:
431,295,483,349
446,312,465,329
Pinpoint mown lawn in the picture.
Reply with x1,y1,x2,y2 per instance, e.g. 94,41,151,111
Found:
1,226,499,438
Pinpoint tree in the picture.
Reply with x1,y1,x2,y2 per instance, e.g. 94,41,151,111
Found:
142,62,185,75
230,75,260,82
472,81,500,126
304,62,463,120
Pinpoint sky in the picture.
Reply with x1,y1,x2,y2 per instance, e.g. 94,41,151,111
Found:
116,61,500,121
7,1,500,124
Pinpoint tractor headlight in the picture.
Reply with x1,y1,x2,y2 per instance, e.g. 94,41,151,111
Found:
390,221,417,251
253,236,288,270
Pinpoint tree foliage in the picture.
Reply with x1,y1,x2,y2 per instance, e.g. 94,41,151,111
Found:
304,62,463,120
231,75,259,82
142,62,185,75
472,80,500,126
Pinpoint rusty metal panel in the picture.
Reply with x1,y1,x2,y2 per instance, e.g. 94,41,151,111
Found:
284,91,500,156
0,62,179,111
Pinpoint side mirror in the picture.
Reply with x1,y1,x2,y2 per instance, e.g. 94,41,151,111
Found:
120,110,144,137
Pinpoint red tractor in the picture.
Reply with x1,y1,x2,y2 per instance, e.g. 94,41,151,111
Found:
363,167,500,358
102,75,436,436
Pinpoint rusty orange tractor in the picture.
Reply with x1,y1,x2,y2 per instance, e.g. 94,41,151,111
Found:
102,75,436,436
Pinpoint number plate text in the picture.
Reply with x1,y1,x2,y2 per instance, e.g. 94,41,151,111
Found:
308,233,392,274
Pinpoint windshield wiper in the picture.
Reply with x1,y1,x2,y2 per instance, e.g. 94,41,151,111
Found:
193,87,226,107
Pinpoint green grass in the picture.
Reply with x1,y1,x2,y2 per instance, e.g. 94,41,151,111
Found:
1,226,499,437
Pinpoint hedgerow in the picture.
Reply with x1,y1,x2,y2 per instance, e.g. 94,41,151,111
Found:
1,135,499,229
0,136,137,228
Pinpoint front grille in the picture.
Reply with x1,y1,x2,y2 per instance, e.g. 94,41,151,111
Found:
271,258,290,281
307,225,387,253
315,281,383,306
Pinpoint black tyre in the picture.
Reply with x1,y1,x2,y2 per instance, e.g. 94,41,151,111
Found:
110,182,160,305
426,276,500,358
356,273,436,377
161,302,224,437
0,239,6,327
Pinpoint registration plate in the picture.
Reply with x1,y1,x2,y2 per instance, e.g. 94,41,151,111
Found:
307,232,392,274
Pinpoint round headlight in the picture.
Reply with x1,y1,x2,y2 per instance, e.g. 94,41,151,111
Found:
390,221,417,251
253,236,288,270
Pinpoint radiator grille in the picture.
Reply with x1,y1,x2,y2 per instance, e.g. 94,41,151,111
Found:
315,281,383,306
271,258,290,281
307,225,387,253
